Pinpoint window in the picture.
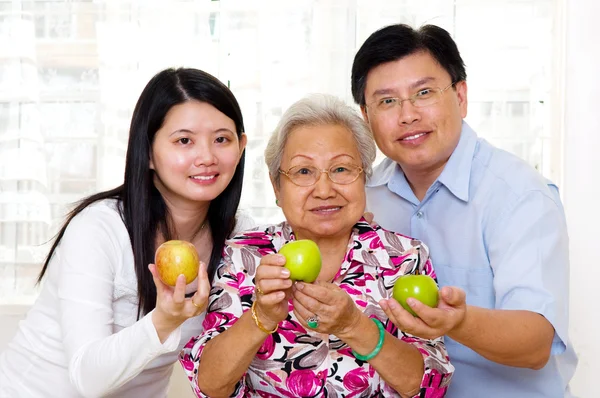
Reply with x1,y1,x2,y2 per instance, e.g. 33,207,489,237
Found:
33,1,77,39
0,0,559,304
40,102,97,138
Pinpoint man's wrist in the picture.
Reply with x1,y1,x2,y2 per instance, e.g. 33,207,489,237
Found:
447,304,472,342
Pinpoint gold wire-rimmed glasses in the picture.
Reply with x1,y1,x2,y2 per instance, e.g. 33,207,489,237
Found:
278,164,364,187
367,82,456,116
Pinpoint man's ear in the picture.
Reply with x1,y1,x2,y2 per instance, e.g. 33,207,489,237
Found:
360,105,370,124
455,80,468,119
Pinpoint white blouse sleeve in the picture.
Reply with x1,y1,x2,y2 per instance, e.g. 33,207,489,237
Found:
55,204,180,398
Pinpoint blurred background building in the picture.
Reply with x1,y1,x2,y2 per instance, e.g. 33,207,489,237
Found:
0,0,557,303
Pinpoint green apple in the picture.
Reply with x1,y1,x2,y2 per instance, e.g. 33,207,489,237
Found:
392,274,439,317
278,240,322,283
154,240,200,286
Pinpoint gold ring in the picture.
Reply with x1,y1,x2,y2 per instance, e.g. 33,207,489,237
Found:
255,284,264,295
192,300,203,309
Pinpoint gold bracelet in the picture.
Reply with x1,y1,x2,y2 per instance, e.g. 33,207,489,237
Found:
251,301,278,334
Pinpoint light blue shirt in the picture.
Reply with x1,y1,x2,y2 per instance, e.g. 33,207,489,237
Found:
366,122,577,398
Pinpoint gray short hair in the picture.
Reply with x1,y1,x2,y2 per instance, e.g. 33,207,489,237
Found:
264,94,376,185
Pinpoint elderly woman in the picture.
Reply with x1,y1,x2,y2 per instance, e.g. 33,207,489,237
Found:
180,94,453,397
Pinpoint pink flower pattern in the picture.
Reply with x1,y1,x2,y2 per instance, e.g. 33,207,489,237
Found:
180,218,453,397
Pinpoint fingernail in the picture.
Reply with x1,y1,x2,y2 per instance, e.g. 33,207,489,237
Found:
296,282,304,290
276,255,286,264
407,298,417,306
281,269,290,277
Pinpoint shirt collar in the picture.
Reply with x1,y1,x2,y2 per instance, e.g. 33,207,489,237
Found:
436,121,477,202
346,218,394,270
366,157,397,187
366,121,477,203
274,218,394,271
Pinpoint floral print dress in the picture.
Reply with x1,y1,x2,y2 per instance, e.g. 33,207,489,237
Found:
180,218,454,397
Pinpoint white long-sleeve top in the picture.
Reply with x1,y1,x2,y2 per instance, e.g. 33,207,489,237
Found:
0,199,254,398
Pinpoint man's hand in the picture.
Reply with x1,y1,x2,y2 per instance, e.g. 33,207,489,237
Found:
380,286,467,340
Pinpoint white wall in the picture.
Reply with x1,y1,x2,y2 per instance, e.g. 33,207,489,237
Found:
563,0,600,396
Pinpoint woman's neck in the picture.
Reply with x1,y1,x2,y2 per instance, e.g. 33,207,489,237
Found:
154,177,211,243
162,199,210,243
294,230,351,282
169,209,208,242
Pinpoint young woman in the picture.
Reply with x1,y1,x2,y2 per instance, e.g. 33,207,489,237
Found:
0,67,250,398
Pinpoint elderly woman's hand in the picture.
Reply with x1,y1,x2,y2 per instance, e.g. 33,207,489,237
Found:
253,254,293,331
291,281,361,336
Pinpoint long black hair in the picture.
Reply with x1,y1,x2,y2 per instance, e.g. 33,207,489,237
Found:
37,68,246,317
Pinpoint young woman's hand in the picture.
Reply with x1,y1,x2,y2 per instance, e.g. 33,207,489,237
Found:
149,261,210,343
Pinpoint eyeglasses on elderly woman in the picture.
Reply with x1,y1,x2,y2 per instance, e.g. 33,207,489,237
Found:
278,163,364,187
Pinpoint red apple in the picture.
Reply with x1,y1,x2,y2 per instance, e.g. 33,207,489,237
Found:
392,274,439,317
278,240,322,283
154,240,199,286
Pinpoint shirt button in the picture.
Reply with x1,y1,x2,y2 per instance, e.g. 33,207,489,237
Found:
416,211,424,218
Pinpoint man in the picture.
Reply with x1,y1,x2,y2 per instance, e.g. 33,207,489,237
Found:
352,24,577,397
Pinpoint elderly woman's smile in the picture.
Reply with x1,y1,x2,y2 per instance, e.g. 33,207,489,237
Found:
310,205,342,214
